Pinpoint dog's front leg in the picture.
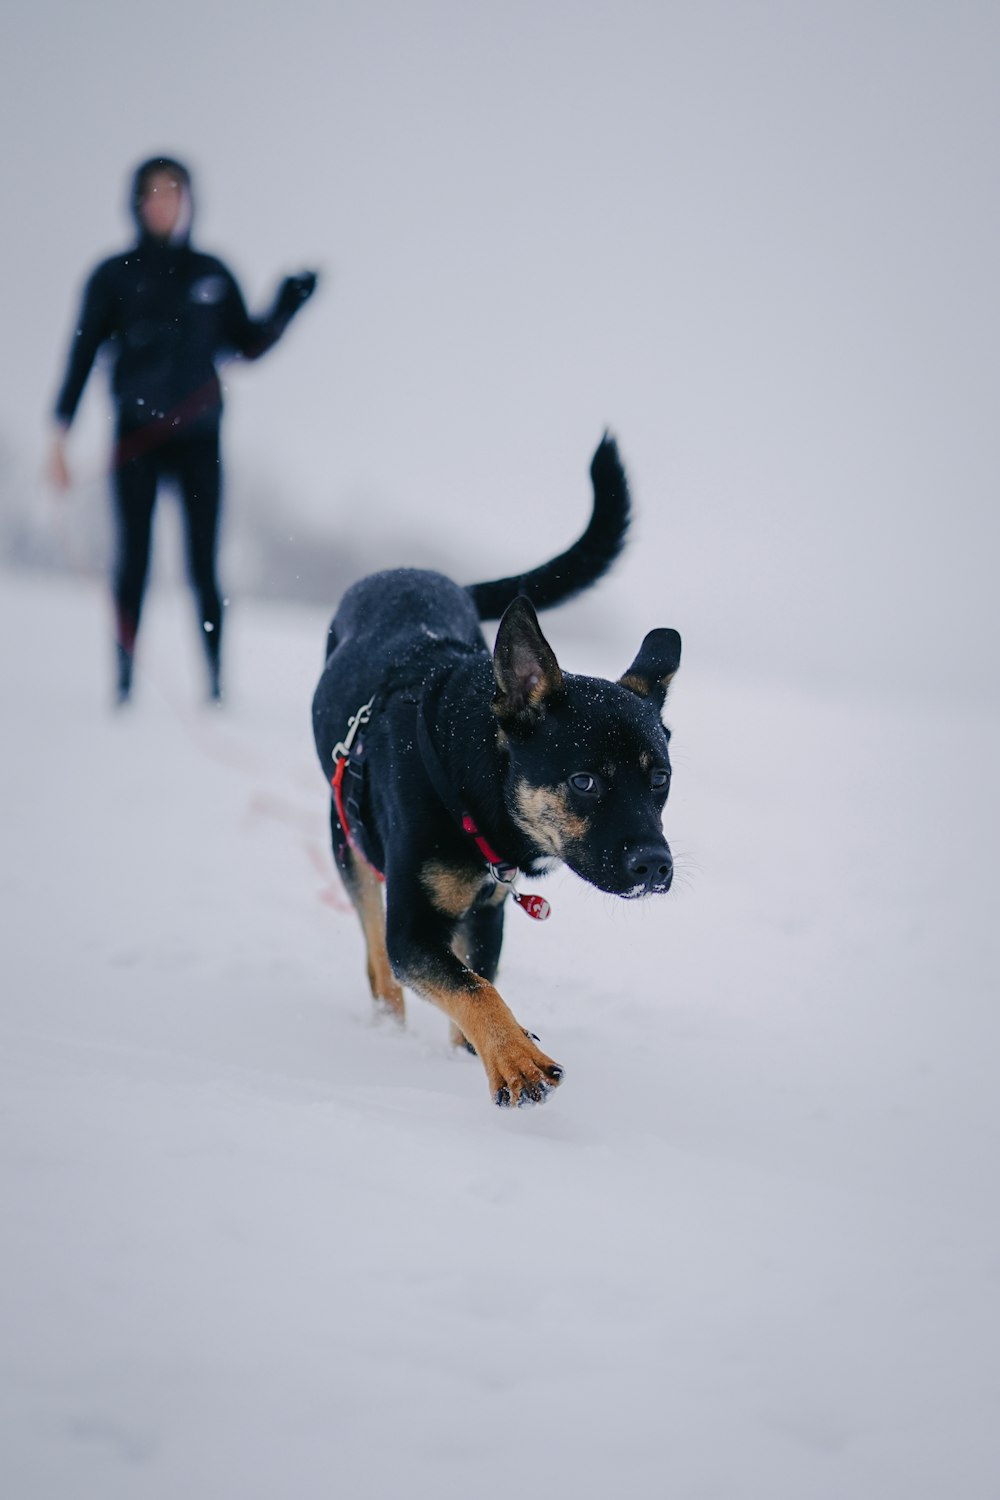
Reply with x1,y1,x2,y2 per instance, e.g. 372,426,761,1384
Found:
385,879,563,1107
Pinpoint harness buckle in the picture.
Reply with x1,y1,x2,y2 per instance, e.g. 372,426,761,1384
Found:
331,696,375,765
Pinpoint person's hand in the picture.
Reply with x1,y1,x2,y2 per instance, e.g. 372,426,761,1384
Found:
276,270,319,317
47,431,71,493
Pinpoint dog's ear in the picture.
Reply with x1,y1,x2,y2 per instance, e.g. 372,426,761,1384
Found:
620,629,682,706
492,596,564,723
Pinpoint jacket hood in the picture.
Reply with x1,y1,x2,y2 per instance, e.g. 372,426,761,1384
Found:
130,155,194,244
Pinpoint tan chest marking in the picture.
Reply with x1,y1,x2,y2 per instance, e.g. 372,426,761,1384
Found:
420,859,491,918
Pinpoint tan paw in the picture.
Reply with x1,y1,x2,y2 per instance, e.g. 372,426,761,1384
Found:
485,1031,564,1108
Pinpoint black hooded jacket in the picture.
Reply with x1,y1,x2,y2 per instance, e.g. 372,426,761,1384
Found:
54,157,307,436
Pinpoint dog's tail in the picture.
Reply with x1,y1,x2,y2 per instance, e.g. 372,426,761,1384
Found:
466,434,631,620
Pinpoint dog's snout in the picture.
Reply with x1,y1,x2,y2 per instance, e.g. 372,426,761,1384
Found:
625,842,673,892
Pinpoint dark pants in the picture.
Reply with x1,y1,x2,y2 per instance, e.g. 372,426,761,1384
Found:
112,426,223,677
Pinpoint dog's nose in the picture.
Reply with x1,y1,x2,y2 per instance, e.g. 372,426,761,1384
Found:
626,842,673,892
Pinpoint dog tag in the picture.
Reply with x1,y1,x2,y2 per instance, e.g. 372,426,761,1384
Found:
513,892,551,921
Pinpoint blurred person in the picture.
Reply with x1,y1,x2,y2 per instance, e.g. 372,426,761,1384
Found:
49,155,318,703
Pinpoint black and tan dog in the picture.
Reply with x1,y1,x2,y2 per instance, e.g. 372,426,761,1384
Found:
312,437,681,1106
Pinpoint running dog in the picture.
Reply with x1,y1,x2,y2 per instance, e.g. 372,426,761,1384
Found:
312,437,681,1106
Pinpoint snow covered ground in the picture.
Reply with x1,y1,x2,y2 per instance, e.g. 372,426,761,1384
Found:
2,568,998,1499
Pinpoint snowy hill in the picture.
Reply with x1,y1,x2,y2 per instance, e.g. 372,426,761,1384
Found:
2,569,998,1499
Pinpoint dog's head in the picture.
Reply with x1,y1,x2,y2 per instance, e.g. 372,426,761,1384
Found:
492,597,681,898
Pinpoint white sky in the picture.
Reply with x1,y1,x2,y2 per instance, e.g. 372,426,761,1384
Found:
2,0,998,695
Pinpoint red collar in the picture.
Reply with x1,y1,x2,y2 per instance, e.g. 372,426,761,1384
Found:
459,813,551,920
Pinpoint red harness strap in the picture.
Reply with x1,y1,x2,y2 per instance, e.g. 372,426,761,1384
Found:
331,755,385,883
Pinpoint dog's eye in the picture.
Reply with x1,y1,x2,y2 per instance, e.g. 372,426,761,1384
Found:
568,772,599,796
651,768,671,790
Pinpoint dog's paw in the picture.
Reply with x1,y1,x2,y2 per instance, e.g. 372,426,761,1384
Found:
495,1075,561,1108
487,1032,563,1108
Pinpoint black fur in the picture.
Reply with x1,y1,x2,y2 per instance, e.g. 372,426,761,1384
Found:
312,436,681,1107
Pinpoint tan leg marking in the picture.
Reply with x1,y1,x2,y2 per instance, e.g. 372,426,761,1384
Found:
419,974,562,1104
449,1021,474,1052
352,858,406,1021
448,930,472,1051
449,929,474,1051
451,927,472,968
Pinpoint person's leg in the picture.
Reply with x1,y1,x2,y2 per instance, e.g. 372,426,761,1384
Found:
111,442,159,701
176,427,224,699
